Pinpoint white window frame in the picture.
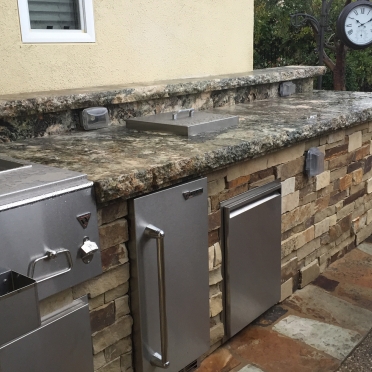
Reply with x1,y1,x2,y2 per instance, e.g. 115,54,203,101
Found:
18,0,96,43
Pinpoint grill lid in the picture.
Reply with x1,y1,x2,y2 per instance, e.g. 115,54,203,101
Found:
126,108,238,136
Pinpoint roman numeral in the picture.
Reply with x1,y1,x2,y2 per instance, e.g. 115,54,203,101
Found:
347,24,352,27
362,8,365,14
348,29,354,35
354,10,358,15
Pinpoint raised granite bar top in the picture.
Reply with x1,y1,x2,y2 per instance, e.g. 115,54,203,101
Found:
0,90,371,203
0,66,324,118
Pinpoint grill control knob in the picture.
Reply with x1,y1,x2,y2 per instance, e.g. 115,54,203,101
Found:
80,237,99,264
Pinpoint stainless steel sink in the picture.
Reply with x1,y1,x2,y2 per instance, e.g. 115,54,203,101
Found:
0,158,31,174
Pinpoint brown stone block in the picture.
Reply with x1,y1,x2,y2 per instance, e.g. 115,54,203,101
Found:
90,302,115,334
347,160,365,174
364,155,372,173
208,210,221,232
276,157,305,180
101,243,128,272
281,257,298,283
295,173,310,191
226,175,250,189
250,167,274,184
281,203,314,233
329,190,347,205
344,188,366,206
315,194,330,213
299,183,316,199
99,219,129,250
208,230,219,247
329,152,353,170
104,337,132,363
353,144,370,161
325,143,348,160
339,174,353,191
97,199,128,226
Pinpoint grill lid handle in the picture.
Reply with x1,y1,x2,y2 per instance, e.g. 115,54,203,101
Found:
28,248,73,282
172,108,194,120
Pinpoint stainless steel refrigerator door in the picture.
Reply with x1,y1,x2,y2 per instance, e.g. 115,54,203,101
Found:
129,178,210,372
0,297,94,372
222,183,281,339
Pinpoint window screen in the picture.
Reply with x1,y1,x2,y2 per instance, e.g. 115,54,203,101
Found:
28,0,81,30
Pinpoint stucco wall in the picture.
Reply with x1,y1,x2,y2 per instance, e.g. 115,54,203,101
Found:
0,0,254,95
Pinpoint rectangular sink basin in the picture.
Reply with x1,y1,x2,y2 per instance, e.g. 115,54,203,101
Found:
0,158,31,174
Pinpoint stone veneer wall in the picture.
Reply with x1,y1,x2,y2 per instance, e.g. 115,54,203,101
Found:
39,121,372,372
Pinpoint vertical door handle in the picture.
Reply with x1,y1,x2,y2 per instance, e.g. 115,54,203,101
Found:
145,225,170,369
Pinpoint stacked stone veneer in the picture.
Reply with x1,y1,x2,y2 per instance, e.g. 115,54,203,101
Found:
39,121,372,371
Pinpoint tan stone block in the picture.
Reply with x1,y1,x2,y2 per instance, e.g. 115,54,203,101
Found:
214,242,222,266
337,203,355,221
314,218,330,238
281,257,298,283
208,245,215,270
276,157,305,180
226,156,267,182
92,315,133,354
329,214,337,226
318,145,326,155
99,219,129,250
115,295,130,319
367,209,372,225
328,131,345,144
282,191,300,213
352,169,364,185
356,222,372,245
120,352,132,371
98,199,128,226
339,174,352,191
367,178,372,194
105,282,129,303
315,171,331,191
94,351,106,370
348,131,363,152
267,143,305,167
73,264,129,299
297,238,321,261
40,288,73,318
210,322,224,345
209,266,223,285
280,278,293,302
209,284,220,297
104,337,132,363
210,292,223,317
207,168,228,183
281,203,314,233
370,139,372,154
300,260,320,288
208,178,225,196
97,357,120,372
282,177,296,197
314,205,336,224
296,226,315,250
208,197,212,214
281,235,297,258
90,294,105,310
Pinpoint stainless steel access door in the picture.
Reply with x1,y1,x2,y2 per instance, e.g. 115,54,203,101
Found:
222,181,281,340
129,178,210,372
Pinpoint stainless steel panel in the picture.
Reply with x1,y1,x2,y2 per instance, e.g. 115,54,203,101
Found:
126,110,238,136
0,186,102,300
0,270,40,346
0,157,31,174
129,178,210,372
222,181,281,339
0,297,94,372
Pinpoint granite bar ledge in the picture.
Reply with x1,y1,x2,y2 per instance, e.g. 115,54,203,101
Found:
0,90,371,203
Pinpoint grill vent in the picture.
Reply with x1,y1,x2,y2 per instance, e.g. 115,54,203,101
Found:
179,359,199,372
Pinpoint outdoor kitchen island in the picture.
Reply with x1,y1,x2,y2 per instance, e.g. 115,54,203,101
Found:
2,72,372,371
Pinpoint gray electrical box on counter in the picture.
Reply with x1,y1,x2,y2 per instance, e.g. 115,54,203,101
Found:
305,147,325,177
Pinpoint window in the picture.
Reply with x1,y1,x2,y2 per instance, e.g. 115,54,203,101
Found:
18,0,95,43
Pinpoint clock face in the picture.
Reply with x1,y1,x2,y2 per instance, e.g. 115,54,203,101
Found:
344,4,372,46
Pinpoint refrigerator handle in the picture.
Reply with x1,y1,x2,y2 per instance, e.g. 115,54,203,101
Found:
145,225,170,369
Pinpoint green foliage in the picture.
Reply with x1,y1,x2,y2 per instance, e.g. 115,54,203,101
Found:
254,0,372,91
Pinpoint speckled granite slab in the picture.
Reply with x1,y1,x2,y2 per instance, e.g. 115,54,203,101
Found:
0,90,370,203
0,66,325,118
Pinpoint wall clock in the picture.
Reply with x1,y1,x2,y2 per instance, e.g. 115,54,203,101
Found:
337,0,372,49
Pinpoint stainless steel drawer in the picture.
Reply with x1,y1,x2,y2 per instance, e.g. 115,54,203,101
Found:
0,297,94,372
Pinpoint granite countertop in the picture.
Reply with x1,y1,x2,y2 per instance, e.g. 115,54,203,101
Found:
0,66,325,118
1,90,371,203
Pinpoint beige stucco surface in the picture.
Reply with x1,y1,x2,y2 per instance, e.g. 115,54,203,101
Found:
0,0,254,95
